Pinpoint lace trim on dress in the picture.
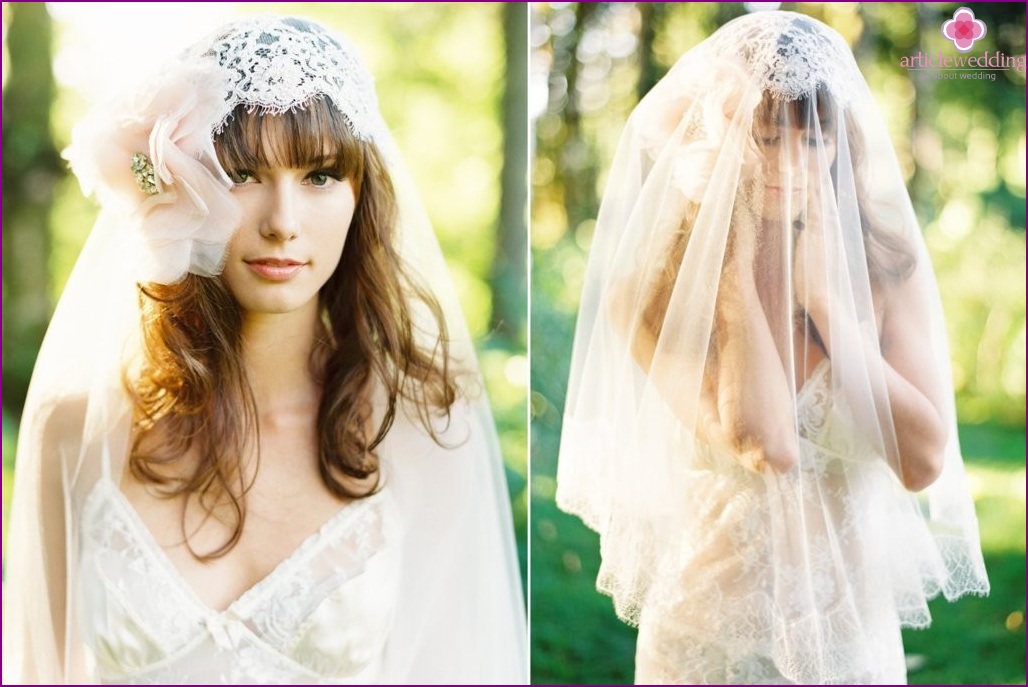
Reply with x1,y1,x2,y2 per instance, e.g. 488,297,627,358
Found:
82,480,206,653
80,477,393,679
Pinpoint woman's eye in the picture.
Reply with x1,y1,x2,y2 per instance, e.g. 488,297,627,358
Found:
230,170,254,184
307,170,342,187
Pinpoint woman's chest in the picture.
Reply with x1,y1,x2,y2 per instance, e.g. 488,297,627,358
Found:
125,474,360,612
78,478,402,683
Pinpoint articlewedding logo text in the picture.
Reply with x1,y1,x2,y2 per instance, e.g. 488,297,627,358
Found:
900,51,1026,74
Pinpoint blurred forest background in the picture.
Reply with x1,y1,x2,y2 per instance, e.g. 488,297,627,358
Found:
1,3,528,588
531,2,1025,685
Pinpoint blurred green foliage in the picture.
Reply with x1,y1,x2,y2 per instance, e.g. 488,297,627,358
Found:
531,2,1025,683
2,4,527,589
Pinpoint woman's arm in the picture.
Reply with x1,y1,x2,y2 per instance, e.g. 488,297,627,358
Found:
796,217,948,491
5,397,80,683
801,276,947,491
710,267,800,472
39,399,81,677
610,229,799,473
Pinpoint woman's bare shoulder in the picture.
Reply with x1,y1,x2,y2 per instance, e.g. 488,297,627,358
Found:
20,394,92,489
32,394,89,445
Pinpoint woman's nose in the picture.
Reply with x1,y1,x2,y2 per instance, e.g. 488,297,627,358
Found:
259,183,300,241
773,134,809,178
787,134,808,165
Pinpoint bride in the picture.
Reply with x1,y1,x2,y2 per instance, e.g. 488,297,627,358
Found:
556,11,989,684
4,15,526,684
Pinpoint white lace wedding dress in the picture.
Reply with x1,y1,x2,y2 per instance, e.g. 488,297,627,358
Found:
634,360,911,684
78,478,401,684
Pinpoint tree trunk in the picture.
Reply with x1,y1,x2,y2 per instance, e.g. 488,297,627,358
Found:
493,2,529,344
2,2,61,416
636,2,660,101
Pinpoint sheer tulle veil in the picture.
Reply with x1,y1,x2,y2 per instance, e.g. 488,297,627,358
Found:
3,15,526,684
556,11,988,683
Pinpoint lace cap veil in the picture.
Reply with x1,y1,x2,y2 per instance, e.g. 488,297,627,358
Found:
557,11,988,683
4,15,526,684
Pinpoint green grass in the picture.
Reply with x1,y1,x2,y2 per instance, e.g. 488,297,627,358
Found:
530,422,1027,685
902,423,1026,685
531,489,637,684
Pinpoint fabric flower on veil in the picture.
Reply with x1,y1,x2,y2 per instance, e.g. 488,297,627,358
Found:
66,62,240,285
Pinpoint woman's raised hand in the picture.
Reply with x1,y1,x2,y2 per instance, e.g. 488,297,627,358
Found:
793,180,835,339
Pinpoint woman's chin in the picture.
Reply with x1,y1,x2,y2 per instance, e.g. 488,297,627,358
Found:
758,204,803,224
236,294,319,318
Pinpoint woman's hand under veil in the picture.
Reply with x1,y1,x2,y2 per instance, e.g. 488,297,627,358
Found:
792,177,838,348
709,214,801,474
791,177,951,490
792,177,879,349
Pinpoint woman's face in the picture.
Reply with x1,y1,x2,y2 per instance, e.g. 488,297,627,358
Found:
220,122,356,318
753,116,837,223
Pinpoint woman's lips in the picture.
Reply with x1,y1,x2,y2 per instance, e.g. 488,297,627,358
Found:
244,258,307,281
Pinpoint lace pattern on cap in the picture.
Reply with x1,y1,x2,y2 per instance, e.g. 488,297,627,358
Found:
194,16,386,141
706,12,861,102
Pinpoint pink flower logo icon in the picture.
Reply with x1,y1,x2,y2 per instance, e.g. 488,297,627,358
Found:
942,6,986,53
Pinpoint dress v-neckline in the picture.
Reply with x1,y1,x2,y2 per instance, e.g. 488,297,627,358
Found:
796,357,831,404
92,477,379,618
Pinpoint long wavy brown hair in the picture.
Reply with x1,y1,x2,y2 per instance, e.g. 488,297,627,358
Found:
125,98,458,558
